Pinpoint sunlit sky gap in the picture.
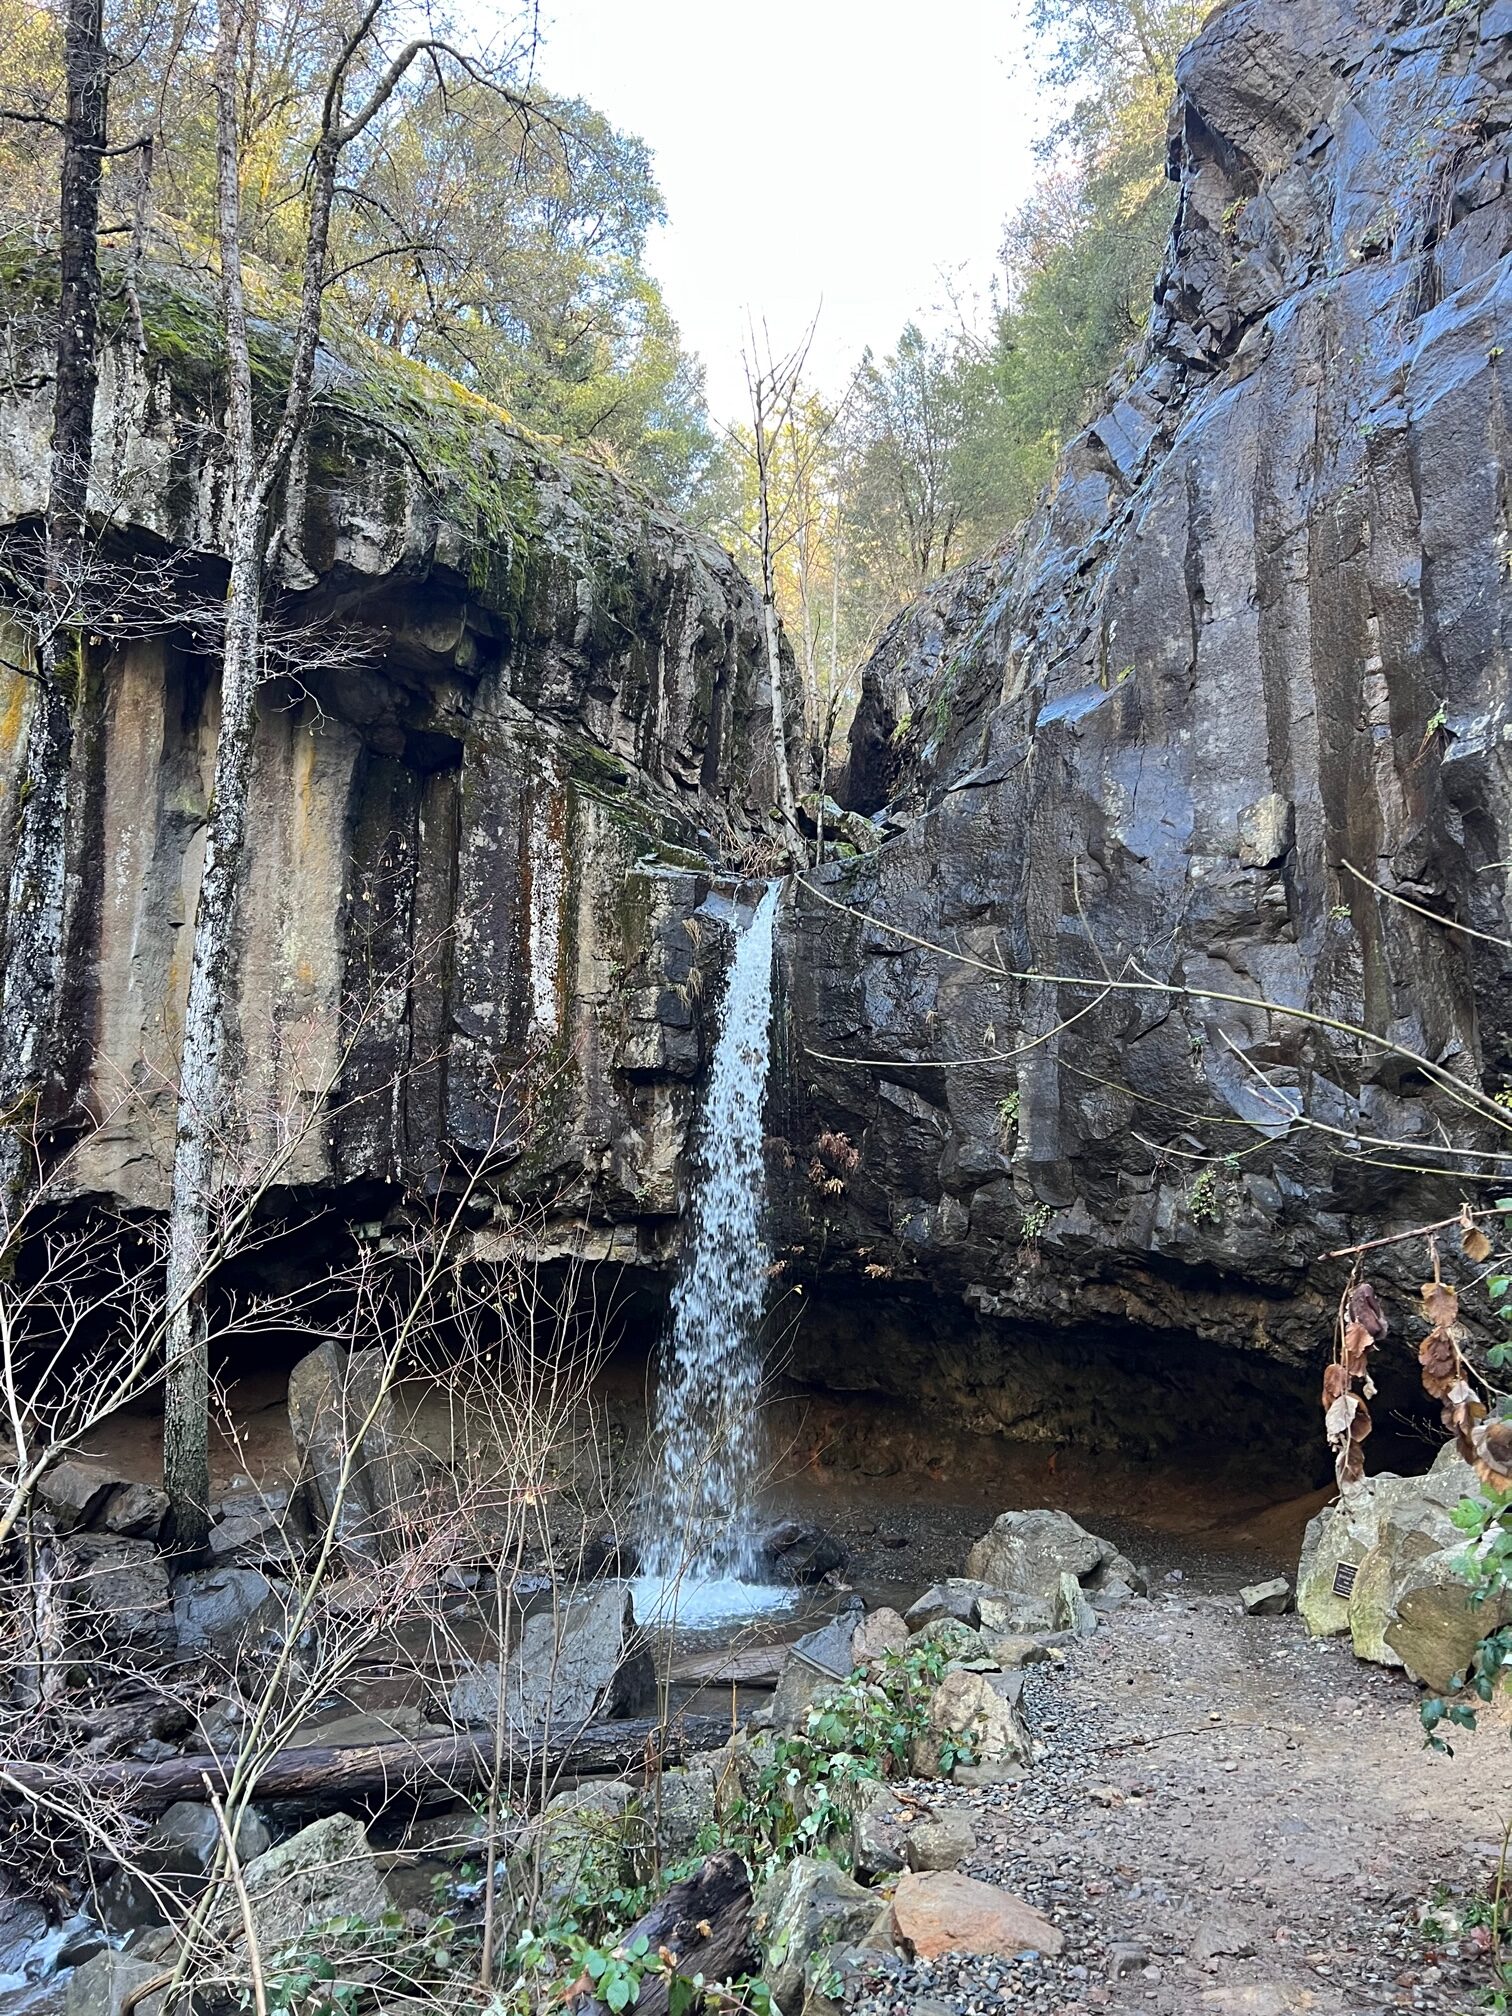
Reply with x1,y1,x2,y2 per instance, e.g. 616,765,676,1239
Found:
534,0,1042,425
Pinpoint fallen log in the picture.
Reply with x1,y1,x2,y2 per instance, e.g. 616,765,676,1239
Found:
574,1849,755,2016
671,1642,788,1688
2,1712,730,1815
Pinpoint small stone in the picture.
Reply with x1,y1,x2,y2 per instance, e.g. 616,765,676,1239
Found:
852,1606,910,1667
1193,1922,1259,1962
37,1459,118,1533
905,1812,977,1871
1107,1941,1150,1980
890,1871,1064,1960
1240,1578,1292,1616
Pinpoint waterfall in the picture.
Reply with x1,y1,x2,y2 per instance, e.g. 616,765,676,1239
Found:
636,882,785,1623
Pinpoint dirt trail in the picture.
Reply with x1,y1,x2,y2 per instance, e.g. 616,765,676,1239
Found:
858,1589,1512,2015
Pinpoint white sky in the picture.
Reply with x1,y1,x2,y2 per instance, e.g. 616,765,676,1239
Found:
533,0,1043,425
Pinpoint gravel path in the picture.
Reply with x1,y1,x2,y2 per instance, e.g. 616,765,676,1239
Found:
846,1584,1512,2016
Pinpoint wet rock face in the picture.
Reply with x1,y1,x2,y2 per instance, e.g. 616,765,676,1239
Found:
0,260,786,1234
788,0,1512,1392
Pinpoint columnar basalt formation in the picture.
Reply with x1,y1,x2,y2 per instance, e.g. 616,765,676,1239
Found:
0,257,786,1245
783,0,1512,1455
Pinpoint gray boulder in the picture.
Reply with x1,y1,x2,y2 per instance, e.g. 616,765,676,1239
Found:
850,1606,910,1667
761,1520,849,1583
450,1585,652,1734
770,1607,864,1730
910,1668,1030,1781
966,1510,1143,1606
1296,1451,1506,1689
909,1617,994,1666
207,1482,302,1570
647,1766,716,1866
903,1579,1006,1630
141,1800,271,1879
756,1855,879,2009
101,1482,169,1540
60,1535,174,1659
501,1781,639,1934
287,1342,429,1563
172,1567,284,1658
976,1592,1056,1634
850,1781,906,1880
65,1953,167,2016
239,1813,388,1958
36,1460,119,1534
1052,1570,1098,1638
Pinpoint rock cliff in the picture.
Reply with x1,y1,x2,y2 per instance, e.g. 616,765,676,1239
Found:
785,0,1512,1465
0,255,784,1245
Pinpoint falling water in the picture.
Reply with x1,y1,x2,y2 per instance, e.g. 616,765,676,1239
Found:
635,882,789,1627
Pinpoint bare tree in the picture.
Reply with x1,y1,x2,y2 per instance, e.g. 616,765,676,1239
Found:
162,0,540,1551
0,0,110,1213
741,316,817,860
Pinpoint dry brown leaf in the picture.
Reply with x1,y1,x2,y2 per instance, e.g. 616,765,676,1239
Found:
1347,1281,1389,1339
1420,1329,1460,1398
1337,1440,1365,1486
1461,1206,1494,1265
1322,1362,1349,1406
1476,1418,1512,1488
1340,1320,1375,1379
1325,1392,1360,1443
1349,1398,1373,1442
1421,1280,1460,1330
1445,1396,1486,1459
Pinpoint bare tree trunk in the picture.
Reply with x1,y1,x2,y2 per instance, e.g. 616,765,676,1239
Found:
160,0,488,1545
0,0,108,1214
752,400,802,856
160,0,261,1551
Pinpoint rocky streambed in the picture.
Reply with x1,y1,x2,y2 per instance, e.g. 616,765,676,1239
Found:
1,1306,1505,2016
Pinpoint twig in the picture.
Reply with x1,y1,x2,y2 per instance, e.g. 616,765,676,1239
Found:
1323,1204,1507,1260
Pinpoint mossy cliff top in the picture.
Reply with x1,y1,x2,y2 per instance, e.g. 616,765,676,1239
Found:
0,245,779,816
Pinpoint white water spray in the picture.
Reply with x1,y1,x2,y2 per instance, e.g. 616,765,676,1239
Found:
636,883,788,1626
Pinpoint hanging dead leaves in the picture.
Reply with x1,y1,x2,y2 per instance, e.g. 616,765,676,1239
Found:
1422,1255,1512,1488
1326,1208,1512,1493
1325,1280,1386,1486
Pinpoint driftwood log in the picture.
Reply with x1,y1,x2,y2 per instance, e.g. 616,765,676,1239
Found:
575,1850,755,2016
2,1713,730,1815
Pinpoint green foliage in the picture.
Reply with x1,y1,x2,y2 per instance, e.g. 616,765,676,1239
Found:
331,93,718,509
251,1908,462,2016
1020,1201,1055,1244
1186,1157,1238,1224
509,1923,775,2016
0,7,715,515
720,1640,954,1875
